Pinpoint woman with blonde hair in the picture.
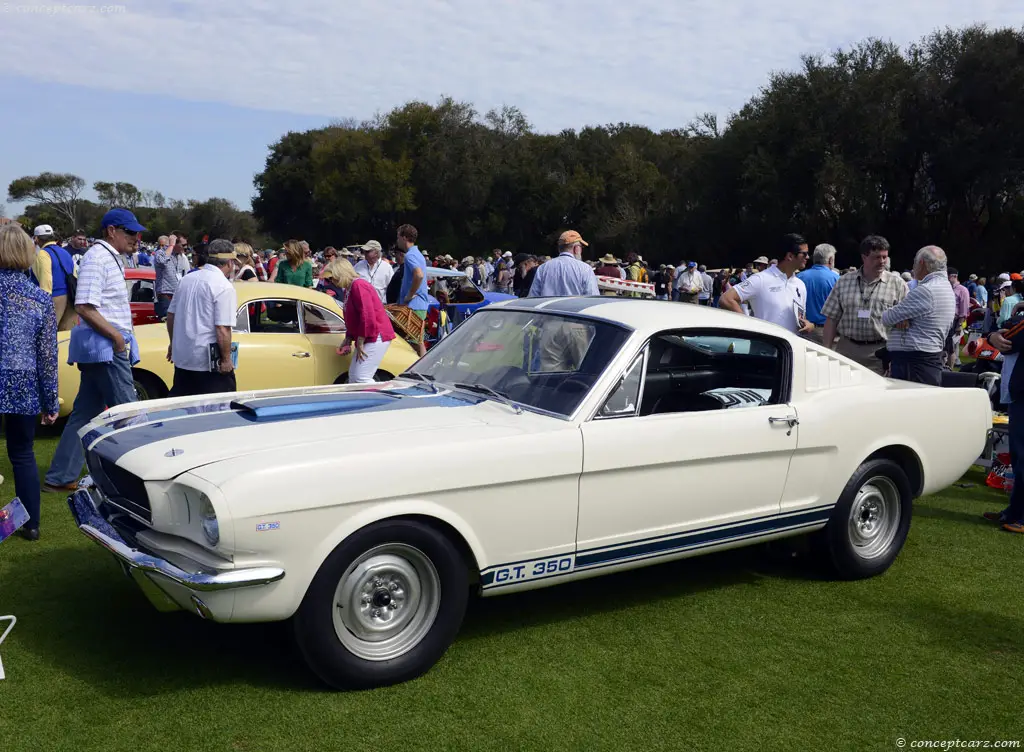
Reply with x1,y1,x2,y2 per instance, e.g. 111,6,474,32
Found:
0,224,59,541
270,239,313,287
324,258,396,383
233,242,265,281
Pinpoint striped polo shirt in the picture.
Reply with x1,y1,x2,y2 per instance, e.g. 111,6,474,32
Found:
880,271,956,353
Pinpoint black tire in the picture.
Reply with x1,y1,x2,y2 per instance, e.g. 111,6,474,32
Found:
293,520,468,690
132,370,167,402
816,459,912,580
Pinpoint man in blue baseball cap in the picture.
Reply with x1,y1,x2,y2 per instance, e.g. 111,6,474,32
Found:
43,208,147,494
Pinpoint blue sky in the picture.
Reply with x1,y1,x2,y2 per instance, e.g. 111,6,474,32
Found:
1,0,1021,216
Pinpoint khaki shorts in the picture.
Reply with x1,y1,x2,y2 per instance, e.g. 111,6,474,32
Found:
835,337,886,375
538,322,590,372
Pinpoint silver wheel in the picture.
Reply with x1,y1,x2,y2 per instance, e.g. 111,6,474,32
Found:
848,476,901,559
332,543,441,662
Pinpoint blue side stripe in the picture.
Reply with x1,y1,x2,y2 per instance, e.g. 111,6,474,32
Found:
479,507,833,590
575,509,830,568
574,503,835,555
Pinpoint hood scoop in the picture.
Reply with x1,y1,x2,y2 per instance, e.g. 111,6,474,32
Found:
229,391,402,421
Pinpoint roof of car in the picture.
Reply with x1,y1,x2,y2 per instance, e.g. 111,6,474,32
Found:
426,267,468,279
488,297,797,339
232,282,344,313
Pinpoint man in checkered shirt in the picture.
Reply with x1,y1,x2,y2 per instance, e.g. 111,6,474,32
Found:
820,235,909,374
43,208,144,494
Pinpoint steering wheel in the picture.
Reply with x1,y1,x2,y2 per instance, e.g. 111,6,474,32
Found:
555,374,595,398
479,365,532,393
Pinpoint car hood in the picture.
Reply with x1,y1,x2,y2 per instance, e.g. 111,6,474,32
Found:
80,381,553,481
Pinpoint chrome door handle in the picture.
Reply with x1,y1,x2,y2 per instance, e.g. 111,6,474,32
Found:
292,352,311,358
769,416,799,436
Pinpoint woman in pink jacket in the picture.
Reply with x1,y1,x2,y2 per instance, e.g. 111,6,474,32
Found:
325,259,396,382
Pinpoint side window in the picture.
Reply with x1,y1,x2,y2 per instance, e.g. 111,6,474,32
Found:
247,300,300,334
302,303,346,334
598,350,645,418
234,306,250,333
125,279,155,303
639,331,785,416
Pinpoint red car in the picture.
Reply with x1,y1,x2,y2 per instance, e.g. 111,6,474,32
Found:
125,267,159,326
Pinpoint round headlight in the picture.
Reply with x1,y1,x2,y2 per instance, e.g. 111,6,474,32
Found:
198,493,219,546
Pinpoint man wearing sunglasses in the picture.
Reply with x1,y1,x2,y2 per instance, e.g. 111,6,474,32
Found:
43,208,145,494
720,233,814,335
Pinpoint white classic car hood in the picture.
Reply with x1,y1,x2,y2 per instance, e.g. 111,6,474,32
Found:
80,381,548,481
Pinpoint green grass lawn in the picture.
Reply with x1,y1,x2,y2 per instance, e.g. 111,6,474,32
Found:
1,432,1022,752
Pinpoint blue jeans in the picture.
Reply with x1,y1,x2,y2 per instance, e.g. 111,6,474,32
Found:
1004,399,1024,524
45,354,138,485
2,413,40,529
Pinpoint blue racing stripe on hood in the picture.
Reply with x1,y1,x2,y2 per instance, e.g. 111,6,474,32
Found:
86,387,483,464
81,400,238,447
81,384,444,447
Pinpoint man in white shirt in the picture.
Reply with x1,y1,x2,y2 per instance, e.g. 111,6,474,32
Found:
352,240,393,303
166,238,239,396
676,262,703,304
43,208,145,494
720,234,814,335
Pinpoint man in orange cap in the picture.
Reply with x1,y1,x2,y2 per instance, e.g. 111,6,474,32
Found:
528,230,599,298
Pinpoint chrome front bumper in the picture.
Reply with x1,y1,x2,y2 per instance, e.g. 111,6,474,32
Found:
68,484,285,612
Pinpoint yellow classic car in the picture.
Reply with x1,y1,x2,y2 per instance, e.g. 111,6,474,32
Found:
56,282,418,415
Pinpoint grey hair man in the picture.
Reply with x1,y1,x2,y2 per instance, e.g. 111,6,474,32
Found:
165,238,239,397
880,245,955,386
812,243,836,268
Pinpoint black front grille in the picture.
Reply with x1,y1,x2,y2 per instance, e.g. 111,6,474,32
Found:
87,453,152,523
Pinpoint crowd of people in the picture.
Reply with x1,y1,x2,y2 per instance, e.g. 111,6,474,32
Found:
2,212,1022,542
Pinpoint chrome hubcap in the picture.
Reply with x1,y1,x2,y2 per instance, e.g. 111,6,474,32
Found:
848,476,900,559
333,544,440,661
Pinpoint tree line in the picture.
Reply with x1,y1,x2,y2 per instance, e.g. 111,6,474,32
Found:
6,174,271,248
252,24,1024,272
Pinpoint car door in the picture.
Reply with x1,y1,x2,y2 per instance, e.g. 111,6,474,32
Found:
300,301,355,383
232,298,316,389
576,329,800,568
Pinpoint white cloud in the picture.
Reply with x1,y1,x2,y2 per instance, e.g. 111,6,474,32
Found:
1,0,1021,131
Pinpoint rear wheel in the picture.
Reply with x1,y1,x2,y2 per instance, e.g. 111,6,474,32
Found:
132,370,167,402
816,459,912,579
294,520,468,690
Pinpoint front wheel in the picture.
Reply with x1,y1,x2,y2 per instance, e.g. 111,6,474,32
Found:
293,520,468,690
816,459,912,580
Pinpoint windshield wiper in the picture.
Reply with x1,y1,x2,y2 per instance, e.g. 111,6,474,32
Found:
453,383,524,414
400,372,440,393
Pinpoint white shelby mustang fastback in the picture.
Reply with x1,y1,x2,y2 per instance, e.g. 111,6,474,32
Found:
68,297,991,689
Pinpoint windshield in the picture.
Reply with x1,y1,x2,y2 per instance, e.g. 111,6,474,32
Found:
408,309,631,417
